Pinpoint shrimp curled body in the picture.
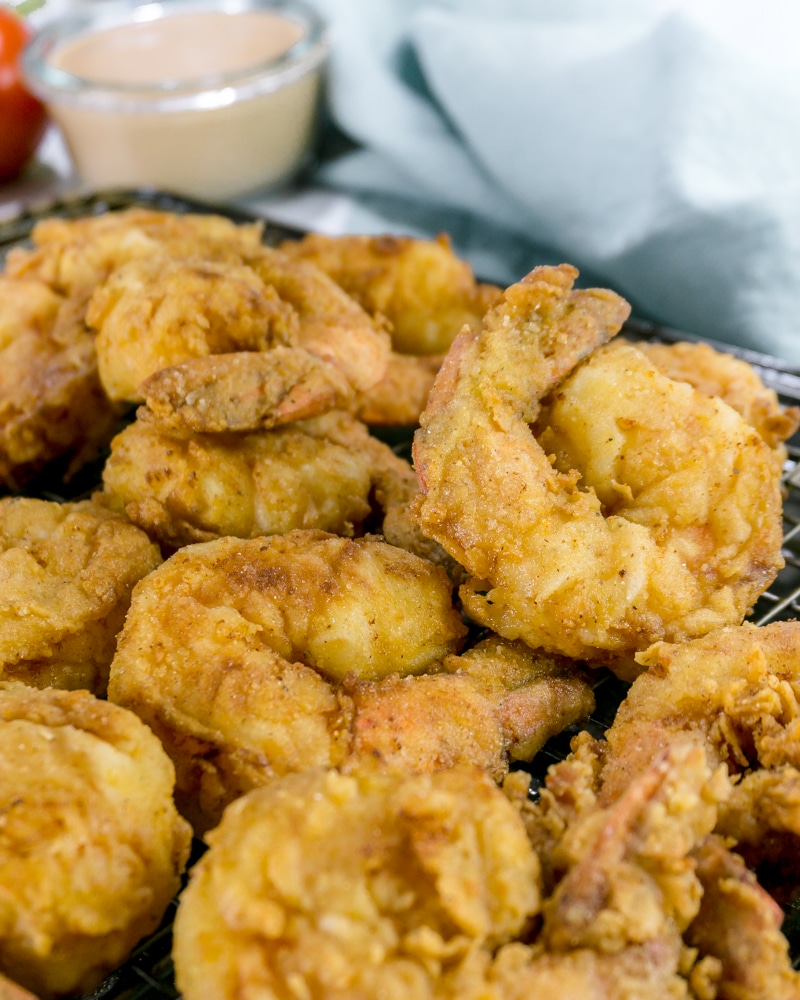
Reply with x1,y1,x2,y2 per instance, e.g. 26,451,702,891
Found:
412,265,784,663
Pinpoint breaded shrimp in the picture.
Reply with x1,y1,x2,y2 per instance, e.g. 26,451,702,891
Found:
598,621,800,907
108,530,467,829
101,410,436,556
0,681,191,999
88,255,298,402
355,351,445,427
88,245,392,427
413,265,784,663
687,835,800,1000
137,348,355,434
599,621,800,803
172,764,540,1000
108,531,595,832
0,496,161,695
279,232,501,427
634,338,800,455
0,277,122,490
346,635,596,782
278,231,501,355
4,207,265,303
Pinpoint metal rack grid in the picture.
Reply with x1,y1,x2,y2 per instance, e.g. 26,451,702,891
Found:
2,189,799,994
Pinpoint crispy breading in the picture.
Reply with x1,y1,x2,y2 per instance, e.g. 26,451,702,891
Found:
355,352,444,426
0,682,191,999
634,338,800,453
602,621,800,802
279,232,500,427
346,636,595,781
4,207,265,302
89,255,298,402
137,348,355,433
108,531,595,833
413,268,783,663
101,410,438,559
279,231,501,355
172,765,540,1000
0,277,122,490
0,496,161,695
687,836,800,1000
108,531,468,830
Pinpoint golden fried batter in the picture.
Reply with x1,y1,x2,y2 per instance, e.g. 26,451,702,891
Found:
687,836,800,1000
137,348,355,434
488,937,694,1000
173,765,540,1000
347,635,595,782
4,207,264,302
355,352,444,427
279,231,500,355
108,531,467,829
634,338,800,453
101,410,429,552
0,496,161,695
600,621,800,803
0,277,122,490
89,255,298,402
413,266,783,663
597,621,800,910
279,232,500,427
88,243,392,430
0,682,191,999
504,744,728,999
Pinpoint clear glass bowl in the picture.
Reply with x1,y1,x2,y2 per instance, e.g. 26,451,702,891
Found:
23,0,329,200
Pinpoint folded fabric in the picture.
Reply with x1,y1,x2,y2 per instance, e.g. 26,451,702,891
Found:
296,0,800,366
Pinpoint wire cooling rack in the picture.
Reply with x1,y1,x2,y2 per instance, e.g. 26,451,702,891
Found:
2,189,800,994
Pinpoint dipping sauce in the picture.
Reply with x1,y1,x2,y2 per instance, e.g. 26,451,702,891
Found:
23,0,328,200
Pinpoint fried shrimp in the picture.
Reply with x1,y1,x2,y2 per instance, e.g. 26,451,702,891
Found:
599,621,800,802
172,764,541,1000
413,265,784,663
137,348,355,434
101,410,431,553
278,231,501,355
354,352,445,427
0,681,191,999
88,244,391,426
0,496,161,695
89,255,298,402
4,207,265,302
108,530,467,829
634,339,800,454
347,635,595,782
108,531,594,832
686,835,800,1000
0,277,122,490
596,621,800,909
279,232,501,427
494,744,728,1000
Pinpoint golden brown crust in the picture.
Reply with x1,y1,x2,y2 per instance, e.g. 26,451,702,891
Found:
0,278,123,490
413,268,783,662
108,530,467,830
279,231,501,355
173,765,540,1000
0,496,161,695
0,682,191,999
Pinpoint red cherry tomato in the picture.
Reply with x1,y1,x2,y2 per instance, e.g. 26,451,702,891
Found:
0,4,47,182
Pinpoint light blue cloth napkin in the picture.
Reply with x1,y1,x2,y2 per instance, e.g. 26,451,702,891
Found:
300,0,800,366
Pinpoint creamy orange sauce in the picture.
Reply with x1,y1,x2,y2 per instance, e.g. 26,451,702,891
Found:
45,8,323,200
51,10,304,85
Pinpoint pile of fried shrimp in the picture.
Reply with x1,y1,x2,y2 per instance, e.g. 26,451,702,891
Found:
0,206,800,999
